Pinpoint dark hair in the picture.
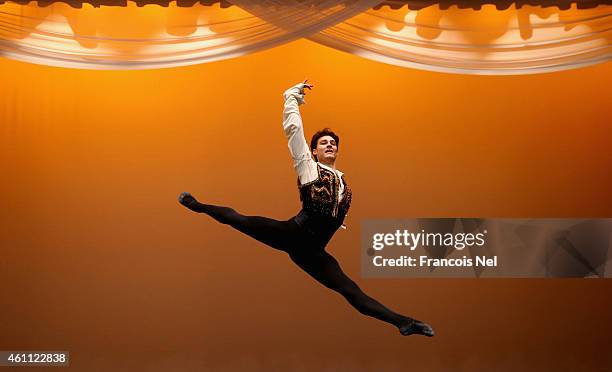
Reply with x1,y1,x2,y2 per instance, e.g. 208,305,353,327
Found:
310,128,340,162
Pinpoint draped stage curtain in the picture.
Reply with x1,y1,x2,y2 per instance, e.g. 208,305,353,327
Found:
311,4,612,74
0,0,610,73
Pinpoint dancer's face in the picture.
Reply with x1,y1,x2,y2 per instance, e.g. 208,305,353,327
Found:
313,135,338,165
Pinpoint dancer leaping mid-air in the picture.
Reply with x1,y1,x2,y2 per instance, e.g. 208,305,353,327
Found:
178,80,434,337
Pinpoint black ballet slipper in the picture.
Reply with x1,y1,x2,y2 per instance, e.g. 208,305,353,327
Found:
399,319,435,337
178,192,200,212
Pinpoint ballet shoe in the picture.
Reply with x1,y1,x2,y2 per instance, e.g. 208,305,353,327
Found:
399,319,435,337
178,192,199,211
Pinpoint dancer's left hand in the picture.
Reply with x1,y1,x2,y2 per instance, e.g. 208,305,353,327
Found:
302,79,314,91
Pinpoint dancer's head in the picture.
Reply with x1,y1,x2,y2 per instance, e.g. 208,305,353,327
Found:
310,128,339,166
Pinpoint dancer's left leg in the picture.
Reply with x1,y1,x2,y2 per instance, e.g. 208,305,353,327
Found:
289,249,434,337
178,192,297,253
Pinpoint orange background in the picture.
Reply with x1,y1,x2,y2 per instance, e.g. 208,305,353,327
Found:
1,39,611,371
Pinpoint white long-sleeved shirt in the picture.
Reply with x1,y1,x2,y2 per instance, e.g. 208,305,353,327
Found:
282,83,345,201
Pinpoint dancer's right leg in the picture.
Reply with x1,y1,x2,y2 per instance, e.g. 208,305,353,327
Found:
179,192,296,253
289,249,434,337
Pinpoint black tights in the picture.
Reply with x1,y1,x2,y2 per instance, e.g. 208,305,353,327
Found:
188,201,411,330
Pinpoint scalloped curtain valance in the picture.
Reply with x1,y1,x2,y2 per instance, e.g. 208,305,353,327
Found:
0,0,610,74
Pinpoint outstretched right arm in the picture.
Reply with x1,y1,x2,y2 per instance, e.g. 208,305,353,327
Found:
282,81,318,185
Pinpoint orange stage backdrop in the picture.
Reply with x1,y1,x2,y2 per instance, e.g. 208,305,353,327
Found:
1,40,611,371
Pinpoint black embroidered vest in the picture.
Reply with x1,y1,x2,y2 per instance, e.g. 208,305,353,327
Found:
297,164,352,226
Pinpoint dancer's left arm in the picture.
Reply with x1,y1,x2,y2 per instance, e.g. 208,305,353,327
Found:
282,81,318,185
